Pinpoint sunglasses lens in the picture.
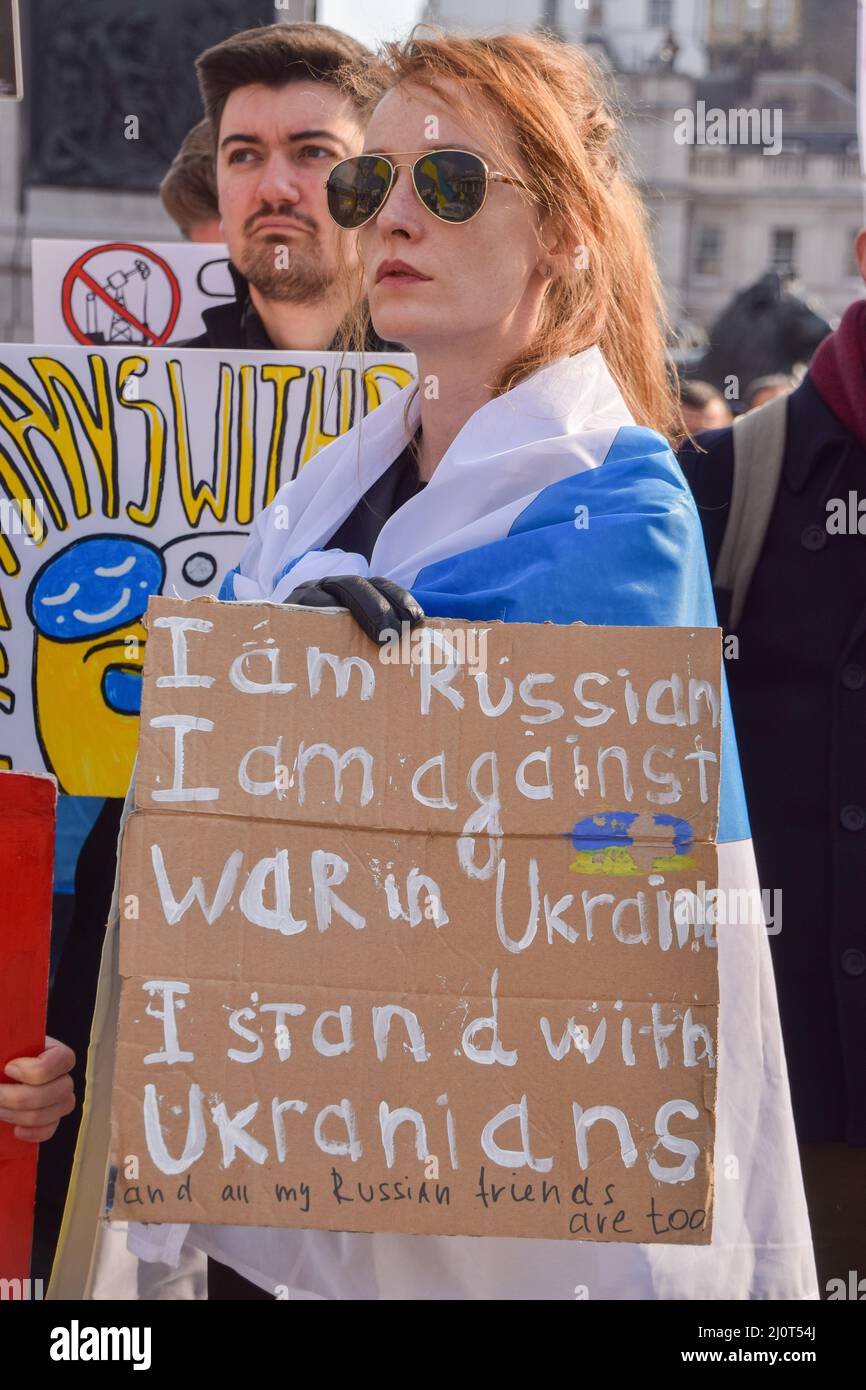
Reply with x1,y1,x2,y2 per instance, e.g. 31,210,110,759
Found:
327,156,392,228
414,151,487,223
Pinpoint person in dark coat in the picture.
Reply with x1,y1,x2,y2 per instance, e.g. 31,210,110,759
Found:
178,258,395,353
677,229,866,1296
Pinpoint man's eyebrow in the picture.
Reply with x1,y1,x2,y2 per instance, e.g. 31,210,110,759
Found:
287,128,349,149
220,129,350,152
220,133,263,151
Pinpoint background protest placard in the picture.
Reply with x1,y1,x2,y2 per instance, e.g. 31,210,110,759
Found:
32,239,235,346
0,769,55,1281
0,345,415,792
110,596,722,1243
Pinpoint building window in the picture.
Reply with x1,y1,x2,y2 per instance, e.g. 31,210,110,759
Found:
694,226,723,277
743,0,765,32
648,0,672,26
693,152,739,177
769,0,793,33
712,0,737,34
770,227,797,273
767,150,806,177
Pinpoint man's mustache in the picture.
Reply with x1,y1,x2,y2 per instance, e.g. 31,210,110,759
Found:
244,206,318,235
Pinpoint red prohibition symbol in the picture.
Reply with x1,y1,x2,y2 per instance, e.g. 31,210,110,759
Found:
61,242,182,346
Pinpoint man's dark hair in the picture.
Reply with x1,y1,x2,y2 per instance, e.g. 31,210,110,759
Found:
197,22,370,147
679,378,726,410
159,118,219,237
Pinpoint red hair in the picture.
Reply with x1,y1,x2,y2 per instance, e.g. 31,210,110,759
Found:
336,28,683,445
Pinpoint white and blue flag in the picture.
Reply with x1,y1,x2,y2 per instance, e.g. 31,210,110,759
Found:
132,346,816,1299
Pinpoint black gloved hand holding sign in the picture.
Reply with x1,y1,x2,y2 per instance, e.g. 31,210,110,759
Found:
285,575,425,645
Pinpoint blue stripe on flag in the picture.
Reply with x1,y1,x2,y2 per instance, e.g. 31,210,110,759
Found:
218,565,240,600
413,424,749,843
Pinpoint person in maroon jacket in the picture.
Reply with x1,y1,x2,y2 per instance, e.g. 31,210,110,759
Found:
678,229,866,1296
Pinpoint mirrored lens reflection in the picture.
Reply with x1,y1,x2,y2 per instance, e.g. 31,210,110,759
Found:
328,151,489,227
414,152,486,223
328,156,393,227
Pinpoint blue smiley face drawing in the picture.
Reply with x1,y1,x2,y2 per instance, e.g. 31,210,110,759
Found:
27,535,165,794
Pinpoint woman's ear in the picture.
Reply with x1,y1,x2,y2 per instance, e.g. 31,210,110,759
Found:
539,214,582,279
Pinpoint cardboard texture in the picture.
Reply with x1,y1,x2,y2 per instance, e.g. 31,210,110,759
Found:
109,595,722,1243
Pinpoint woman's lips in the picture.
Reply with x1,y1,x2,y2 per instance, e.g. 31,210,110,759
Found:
376,261,431,285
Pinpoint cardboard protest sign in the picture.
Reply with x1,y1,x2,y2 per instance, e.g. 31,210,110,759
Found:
0,770,55,1281
0,345,415,793
32,240,235,346
109,595,722,1243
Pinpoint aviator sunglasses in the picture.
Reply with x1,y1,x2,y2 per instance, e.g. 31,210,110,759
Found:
325,148,527,229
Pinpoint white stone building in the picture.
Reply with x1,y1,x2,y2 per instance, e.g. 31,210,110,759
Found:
619,67,864,335
424,0,709,77
420,0,863,331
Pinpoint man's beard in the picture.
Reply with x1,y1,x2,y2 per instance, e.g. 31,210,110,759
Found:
238,233,335,304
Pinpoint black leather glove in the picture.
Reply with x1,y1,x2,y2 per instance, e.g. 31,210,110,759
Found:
285,574,425,645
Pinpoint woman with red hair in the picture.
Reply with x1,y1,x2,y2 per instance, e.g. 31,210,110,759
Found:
32,29,815,1302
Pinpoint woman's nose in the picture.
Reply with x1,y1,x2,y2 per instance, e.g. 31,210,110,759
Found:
375,165,422,233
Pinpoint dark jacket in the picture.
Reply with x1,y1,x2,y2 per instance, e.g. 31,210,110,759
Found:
678,373,866,1146
176,260,401,353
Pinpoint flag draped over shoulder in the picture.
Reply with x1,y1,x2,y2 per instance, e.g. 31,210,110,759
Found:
55,347,817,1301
222,346,746,845
223,345,710,624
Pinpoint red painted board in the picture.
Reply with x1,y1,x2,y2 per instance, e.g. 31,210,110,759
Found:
0,771,56,1282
